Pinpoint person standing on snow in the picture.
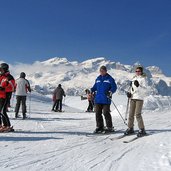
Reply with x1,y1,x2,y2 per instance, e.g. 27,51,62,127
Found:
125,66,148,137
15,72,31,119
3,63,15,119
85,89,94,112
0,63,14,132
91,66,117,133
52,84,66,112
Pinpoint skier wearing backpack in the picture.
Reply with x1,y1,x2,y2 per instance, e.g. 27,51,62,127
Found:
0,63,14,132
52,84,66,112
15,72,31,119
125,66,148,137
91,66,117,133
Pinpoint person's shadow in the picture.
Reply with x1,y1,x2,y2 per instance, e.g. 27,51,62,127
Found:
0,136,62,142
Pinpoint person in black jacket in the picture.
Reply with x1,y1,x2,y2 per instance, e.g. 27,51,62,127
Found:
52,84,66,112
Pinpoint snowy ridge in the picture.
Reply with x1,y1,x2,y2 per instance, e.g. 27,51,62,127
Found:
9,57,171,97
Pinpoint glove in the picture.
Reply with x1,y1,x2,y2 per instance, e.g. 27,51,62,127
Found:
134,80,139,87
106,91,112,99
127,92,132,98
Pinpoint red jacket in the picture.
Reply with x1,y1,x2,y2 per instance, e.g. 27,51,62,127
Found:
0,75,9,99
5,72,15,93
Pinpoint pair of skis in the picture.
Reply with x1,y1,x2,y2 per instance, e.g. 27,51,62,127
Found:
110,133,149,143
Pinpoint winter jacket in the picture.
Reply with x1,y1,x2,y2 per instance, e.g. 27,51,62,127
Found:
15,78,31,96
91,74,117,104
5,72,15,93
130,75,148,100
0,75,9,99
53,87,65,100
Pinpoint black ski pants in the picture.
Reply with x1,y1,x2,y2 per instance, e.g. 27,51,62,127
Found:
52,99,62,111
95,104,113,129
15,96,27,117
2,92,12,126
87,100,94,111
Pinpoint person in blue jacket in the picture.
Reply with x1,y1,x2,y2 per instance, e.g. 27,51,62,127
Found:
91,66,117,133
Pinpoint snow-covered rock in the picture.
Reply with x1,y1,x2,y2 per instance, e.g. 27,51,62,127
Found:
9,57,171,97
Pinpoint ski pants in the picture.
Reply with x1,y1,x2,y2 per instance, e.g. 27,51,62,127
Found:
87,100,94,111
53,99,62,111
0,98,11,127
95,104,113,129
128,99,145,129
2,92,12,126
15,96,27,117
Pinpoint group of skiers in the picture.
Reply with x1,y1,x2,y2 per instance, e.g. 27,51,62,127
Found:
0,61,147,137
89,65,147,137
0,63,31,132
51,65,147,137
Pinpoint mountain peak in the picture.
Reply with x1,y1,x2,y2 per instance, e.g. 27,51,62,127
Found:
41,57,69,65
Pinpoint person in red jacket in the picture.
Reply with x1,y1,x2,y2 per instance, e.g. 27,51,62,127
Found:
4,64,15,116
0,63,14,132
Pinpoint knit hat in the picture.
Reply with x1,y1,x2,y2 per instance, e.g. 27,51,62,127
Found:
20,72,26,78
100,66,107,71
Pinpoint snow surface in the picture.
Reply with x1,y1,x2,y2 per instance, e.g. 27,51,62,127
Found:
0,93,171,171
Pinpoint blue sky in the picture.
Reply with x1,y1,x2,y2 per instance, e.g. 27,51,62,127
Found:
0,0,171,75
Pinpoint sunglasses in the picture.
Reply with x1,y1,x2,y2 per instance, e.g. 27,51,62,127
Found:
136,70,141,73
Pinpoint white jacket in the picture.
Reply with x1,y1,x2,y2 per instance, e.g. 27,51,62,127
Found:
15,78,30,96
130,75,148,100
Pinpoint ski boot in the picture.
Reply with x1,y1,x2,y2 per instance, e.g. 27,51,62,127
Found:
124,127,134,135
103,127,115,134
137,128,146,137
0,126,14,132
23,113,27,120
93,127,104,134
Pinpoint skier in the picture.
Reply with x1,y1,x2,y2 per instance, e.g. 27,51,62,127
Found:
124,66,147,137
4,63,15,117
85,89,94,112
52,84,66,112
91,66,117,133
15,72,31,119
0,63,14,132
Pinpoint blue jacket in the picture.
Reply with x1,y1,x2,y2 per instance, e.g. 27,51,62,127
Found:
91,74,117,104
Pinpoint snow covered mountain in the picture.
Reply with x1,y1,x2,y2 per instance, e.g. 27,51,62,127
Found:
10,57,171,97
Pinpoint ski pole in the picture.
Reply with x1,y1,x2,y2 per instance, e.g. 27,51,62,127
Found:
11,92,15,109
29,92,31,117
110,99,128,126
124,83,132,121
63,96,66,106
125,98,130,121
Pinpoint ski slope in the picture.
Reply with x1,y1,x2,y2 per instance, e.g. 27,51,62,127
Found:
0,94,171,171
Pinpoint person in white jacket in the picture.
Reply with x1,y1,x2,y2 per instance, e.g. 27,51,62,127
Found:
124,66,148,137
15,72,31,119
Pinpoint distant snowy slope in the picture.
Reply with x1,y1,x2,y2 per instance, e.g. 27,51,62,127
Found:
9,57,171,96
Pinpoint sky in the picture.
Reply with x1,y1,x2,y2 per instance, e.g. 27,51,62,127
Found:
0,0,171,76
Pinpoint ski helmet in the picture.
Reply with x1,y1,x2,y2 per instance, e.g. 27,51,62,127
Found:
20,72,26,78
0,63,9,72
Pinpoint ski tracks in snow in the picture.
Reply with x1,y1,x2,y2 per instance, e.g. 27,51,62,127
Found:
0,100,171,171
